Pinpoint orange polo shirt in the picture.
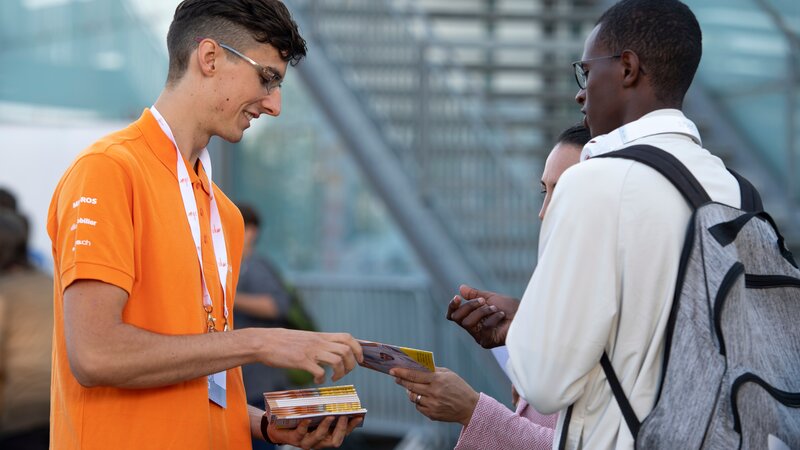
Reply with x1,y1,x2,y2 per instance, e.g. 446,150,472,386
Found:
47,109,250,450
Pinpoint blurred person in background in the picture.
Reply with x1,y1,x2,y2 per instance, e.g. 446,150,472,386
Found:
0,188,46,271
0,207,53,450
46,1,363,449
235,203,291,450
393,125,590,450
0,188,18,211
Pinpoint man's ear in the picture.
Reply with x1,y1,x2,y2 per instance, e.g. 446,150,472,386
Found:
620,49,643,88
195,39,218,77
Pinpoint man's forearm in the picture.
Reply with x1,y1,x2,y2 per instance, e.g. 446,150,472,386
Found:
69,324,264,389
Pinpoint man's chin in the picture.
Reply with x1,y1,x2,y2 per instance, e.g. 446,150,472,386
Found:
219,130,245,144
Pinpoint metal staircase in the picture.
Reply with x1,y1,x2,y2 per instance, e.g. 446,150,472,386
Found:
288,0,800,298
287,0,598,297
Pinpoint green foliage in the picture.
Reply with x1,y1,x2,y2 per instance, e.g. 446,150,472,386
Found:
284,283,317,386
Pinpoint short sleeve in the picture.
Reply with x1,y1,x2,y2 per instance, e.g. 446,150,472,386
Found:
52,153,135,294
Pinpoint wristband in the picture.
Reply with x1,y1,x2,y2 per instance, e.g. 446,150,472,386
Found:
261,413,276,444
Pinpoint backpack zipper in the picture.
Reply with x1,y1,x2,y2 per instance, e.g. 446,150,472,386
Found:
730,372,800,434
745,274,800,289
713,263,744,356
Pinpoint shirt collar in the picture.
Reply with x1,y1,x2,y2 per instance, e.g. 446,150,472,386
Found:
137,107,212,194
580,109,702,161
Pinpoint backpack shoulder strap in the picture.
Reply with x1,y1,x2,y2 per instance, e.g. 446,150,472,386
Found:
596,145,711,210
595,144,709,440
599,145,765,214
727,168,763,212
601,351,640,438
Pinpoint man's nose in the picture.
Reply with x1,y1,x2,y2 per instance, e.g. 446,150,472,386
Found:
260,88,282,117
575,88,586,105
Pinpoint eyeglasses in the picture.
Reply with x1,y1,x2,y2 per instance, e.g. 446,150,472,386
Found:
219,43,283,95
571,55,621,90
195,38,283,95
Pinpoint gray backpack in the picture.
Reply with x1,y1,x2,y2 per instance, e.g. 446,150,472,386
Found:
597,146,800,450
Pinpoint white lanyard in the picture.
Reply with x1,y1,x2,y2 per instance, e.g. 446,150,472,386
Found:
581,110,701,161
151,107,229,332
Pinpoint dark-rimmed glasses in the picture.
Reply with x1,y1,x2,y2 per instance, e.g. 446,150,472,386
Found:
571,55,621,90
195,38,283,95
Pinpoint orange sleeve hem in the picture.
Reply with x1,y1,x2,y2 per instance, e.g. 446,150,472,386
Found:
61,262,134,295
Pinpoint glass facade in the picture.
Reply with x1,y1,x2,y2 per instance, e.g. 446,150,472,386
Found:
228,74,422,275
686,0,800,197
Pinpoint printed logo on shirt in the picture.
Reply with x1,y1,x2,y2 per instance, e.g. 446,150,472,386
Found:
74,239,92,247
188,211,198,218
212,225,221,234
72,197,98,208
77,217,97,226
71,217,98,231
179,177,190,185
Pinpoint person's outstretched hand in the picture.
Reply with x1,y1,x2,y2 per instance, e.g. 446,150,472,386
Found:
391,367,479,426
257,329,363,384
446,284,519,348
267,415,363,450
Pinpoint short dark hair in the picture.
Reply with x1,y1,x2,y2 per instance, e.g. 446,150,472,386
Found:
596,0,702,105
557,124,591,148
238,203,261,228
0,210,29,271
166,0,307,85
0,187,17,211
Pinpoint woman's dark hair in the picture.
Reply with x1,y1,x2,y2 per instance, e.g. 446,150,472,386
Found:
557,124,591,148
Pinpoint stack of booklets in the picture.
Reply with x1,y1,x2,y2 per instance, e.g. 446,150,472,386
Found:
264,385,367,429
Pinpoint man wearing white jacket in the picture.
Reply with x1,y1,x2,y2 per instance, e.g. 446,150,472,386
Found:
449,1,742,449
505,1,741,448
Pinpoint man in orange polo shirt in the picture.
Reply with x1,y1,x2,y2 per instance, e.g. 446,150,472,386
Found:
47,1,363,449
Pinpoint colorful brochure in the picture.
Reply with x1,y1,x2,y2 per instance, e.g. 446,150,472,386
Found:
357,340,435,374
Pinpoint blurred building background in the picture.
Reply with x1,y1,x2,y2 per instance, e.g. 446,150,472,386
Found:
1,0,798,448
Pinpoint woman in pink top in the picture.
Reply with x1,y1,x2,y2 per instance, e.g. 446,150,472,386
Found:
392,366,557,450
392,125,590,450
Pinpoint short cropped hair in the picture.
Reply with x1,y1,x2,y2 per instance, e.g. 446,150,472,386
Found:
557,124,591,148
238,203,262,228
0,210,29,271
596,0,702,105
166,0,307,85
0,187,17,211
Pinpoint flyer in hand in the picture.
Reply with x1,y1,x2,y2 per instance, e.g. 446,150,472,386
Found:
357,340,435,374
264,385,367,429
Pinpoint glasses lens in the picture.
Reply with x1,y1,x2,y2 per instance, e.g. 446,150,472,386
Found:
260,71,281,94
573,63,586,89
